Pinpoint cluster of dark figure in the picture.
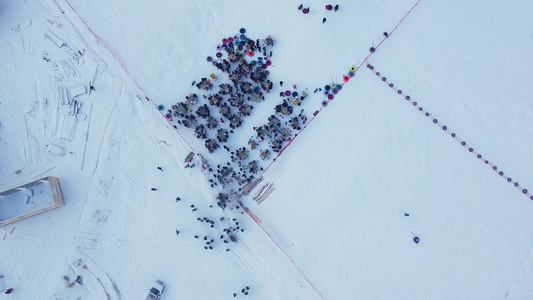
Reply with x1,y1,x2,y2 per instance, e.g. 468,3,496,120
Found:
166,30,284,194
248,86,308,156
170,30,276,157
173,192,243,252
152,168,247,255
199,83,310,193
233,286,250,297
298,3,339,23
211,158,261,192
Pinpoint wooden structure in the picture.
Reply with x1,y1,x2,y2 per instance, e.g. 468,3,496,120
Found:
0,176,64,226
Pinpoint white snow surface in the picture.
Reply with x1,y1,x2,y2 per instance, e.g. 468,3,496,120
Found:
1,0,533,299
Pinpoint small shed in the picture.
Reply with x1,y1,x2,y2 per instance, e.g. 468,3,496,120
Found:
0,176,64,226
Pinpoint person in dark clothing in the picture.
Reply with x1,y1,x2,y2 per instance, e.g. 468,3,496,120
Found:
279,81,283,87
322,18,327,23
157,166,163,171
5,288,13,294
298,4,303,10
151,188,157,191
334,4,339,11
383,32,388,37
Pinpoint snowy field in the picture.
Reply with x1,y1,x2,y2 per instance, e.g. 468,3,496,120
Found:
1,0,533,299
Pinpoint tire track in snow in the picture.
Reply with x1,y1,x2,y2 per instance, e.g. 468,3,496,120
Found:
334,196,364,299
228,247,274,299
76,227,191,253
115,131,147,193
319,142,336,204
488,0,525,75
75,225,185,299
363,100,387,163
61,0,425,298
121,214,142,241
84,0,127,26
120,96,163,195
378,207,408,299
354,201,370,291
114,121,163,216
8,229,71,298
68,253,121,300
508,113,531,162
153,0,200,49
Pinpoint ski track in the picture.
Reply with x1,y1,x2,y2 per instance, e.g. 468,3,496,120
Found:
9,228,70,299
121,213,143,241
363,101,387,163
320,142,336,203
75,227,166,279
488,0,522,75
354,200,368,291
508,104,530,161
83,0,127,26
67,253,115,300
335,196,362,298
37,0,533,298
381,208,408,299
115,98,165,215
114,131,145,191
154,0,201,50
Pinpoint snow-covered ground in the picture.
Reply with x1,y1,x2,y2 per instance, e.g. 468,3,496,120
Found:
1,0,532,299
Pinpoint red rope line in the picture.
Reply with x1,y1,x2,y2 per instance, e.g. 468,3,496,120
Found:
62,1,425,298
65,0,198,154
248,0,423,194
63,1,325,297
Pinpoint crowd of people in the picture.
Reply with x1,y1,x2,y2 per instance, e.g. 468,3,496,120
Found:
171,29,354,202
166,30,279,195
168,30,277,161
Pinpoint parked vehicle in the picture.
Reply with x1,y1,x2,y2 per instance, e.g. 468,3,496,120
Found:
145,281,165,300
